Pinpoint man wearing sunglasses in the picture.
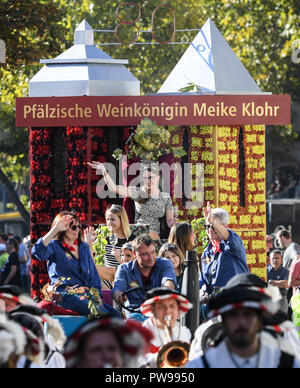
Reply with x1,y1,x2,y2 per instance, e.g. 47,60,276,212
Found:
199,202,249,318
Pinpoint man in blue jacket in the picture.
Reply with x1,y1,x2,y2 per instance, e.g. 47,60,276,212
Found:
113,234,177,318
199,202,249,313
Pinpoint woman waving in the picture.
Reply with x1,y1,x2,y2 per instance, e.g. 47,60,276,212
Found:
32,211,120,317
88,162,176,240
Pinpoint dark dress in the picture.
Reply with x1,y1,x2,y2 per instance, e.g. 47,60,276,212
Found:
1,251,21,286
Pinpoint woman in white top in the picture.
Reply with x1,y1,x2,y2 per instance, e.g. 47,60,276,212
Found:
98,205,136,289
88,162,176,240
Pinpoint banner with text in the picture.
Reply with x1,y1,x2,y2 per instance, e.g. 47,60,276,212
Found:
16,94,290,127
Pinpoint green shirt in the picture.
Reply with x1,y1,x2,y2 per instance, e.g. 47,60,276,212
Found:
0,252,9,269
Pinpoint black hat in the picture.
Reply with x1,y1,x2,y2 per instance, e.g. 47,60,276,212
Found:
9,305,66,351
145,287,183,300
0,285,26,296
10,305,47,317
207,274,280,319
223,273,268,290
0,286,36,307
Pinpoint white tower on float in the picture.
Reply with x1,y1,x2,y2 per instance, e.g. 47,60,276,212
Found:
29,20,140,97
158,18,269,95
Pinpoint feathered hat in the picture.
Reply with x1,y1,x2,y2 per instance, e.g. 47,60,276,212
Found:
0,320,26,366
9,305,67,351
0,285,36,308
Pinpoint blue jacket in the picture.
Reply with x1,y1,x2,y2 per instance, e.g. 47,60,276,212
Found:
113,257,177,309
32,238,102,296
199,229,249,294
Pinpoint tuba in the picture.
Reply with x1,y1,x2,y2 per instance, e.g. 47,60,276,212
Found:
156,315,190,368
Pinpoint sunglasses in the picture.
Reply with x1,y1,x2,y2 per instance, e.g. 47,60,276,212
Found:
163,243,177,249
70,223,81,231
204,224,216,232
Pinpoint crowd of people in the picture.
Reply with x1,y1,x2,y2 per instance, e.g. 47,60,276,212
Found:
267,167,300,199
1,160,300,368
266,229,300,319
0,232,31,293
1,198,300,368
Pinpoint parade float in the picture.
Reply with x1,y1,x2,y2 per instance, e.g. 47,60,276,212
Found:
16,18,290,301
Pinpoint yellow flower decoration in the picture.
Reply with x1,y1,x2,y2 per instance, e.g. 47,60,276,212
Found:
191,137,202,147
199,126,213,135
205,191,214,200
172,135,180,144
231,154,238,163
204,165,214,175
201,151,213,161
191,151,199,161
190,126,199,134
246,134,257,143
229,195,238,203
218,141,226,151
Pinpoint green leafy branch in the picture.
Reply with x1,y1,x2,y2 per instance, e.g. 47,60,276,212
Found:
191,216,209,257
93,225,110,266
113,118,186,162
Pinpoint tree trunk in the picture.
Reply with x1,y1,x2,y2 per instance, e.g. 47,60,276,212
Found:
0,167,30,228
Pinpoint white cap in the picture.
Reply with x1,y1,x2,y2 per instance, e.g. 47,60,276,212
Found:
0,244,6,252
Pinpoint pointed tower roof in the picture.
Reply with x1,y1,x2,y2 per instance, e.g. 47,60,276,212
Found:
29,20,140,97
158,18,267,95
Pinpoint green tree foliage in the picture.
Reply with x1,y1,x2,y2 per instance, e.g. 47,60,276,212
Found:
0,0,69,223
0,0,299,224
200,0,300,99
0,0,68,67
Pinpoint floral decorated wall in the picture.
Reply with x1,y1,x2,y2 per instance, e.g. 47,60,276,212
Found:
29,125,128,300
168,124,267,280
30,123,267,299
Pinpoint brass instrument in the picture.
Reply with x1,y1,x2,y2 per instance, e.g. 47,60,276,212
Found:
156,315,190,368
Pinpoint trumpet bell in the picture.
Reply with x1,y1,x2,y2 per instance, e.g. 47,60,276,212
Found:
157,341,190,368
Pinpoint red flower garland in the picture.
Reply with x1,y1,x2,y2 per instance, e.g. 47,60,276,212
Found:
30,126,111,300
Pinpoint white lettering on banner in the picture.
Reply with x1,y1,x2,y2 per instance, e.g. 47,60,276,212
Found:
194,102,237,117
97,103,188,121
242,102,279,117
